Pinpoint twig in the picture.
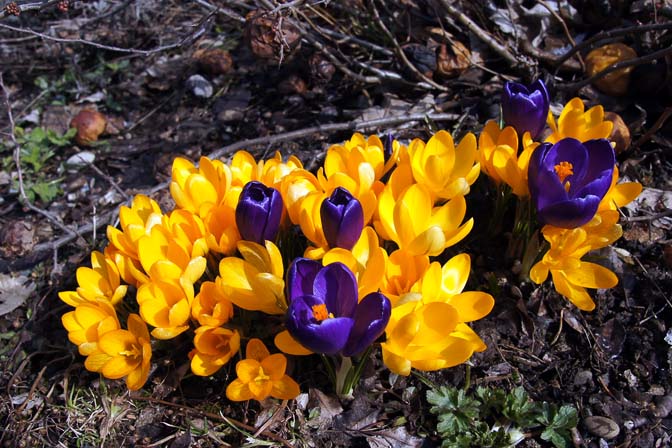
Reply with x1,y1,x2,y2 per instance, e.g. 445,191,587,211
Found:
0,18,207,55
553,22,672,72
131,396,294,448
193,0,246,23
629,106,672,152
84,160,130,201
315,25,394,56
536,0,584,71
439,0,520,69
370,0,449,91
0,72,83,240
624,209,672,223
556,46,672,91
208,112,459,160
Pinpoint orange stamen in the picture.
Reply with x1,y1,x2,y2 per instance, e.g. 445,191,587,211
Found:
554,161,574,183
312,303,332,322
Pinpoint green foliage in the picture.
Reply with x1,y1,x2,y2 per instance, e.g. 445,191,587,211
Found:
2,126,75,203
427,385,578,448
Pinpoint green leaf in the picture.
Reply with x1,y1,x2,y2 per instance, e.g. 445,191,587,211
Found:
541,427,569,448
27,127,46,143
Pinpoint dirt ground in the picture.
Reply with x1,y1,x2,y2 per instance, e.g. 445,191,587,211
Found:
1,1,671,447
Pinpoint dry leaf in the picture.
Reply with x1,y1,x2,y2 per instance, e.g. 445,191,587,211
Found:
0,273,35,316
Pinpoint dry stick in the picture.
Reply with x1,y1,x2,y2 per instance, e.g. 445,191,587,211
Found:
556,45,672,91
193,0,246,23
553,22,672,72
131,396,294,448
629,106,672,152
439,0,519,69
370,0,449,92
316,25,395,56
208,112,459,160
536,0,584,71
0,73,83,240
0,20,206,55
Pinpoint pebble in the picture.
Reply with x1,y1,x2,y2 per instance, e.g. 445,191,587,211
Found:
65,151,95,169
185,74,213,98
584,415,620,440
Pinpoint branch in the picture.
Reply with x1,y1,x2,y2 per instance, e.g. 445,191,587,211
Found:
0,17,207,55
438,0,520,69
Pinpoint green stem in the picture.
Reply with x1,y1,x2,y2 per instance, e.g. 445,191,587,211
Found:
464,364,471,391
321,354,336,387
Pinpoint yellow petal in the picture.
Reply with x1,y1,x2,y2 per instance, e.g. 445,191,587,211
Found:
551,270,596,311
246,338,271,362
445,291,495,322
274,330,313,355
262,354,287,380
271,375,301,400
226,379,253,401
562,262,618,289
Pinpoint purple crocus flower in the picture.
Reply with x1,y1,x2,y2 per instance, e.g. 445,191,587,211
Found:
320,187,364,250
528,138,615,229
235,181,284,244
501,79,550,139
285,259,391,356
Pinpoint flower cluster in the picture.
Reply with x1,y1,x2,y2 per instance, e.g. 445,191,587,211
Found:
59,79,640,397
478,80,641,310
60,132,494,395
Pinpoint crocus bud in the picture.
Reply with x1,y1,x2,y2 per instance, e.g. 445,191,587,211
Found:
320,187,364,250
501,79,550,139
235,181,283,244
528,138,615,228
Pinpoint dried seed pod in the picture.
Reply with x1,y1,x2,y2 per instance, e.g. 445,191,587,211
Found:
194,48,233,76
604,111,631,154
585,43,637,96
435,41,471,78
244,10,301,61
309,53,335,85
70,109,107,146
4,2,20,16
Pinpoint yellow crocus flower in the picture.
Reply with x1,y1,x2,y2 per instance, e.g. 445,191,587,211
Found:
137,280,192,339
545,98,613,144
477,121,540,197
61,300,120,356
84,314,152,391
190,326,240,376
217,240,286,315
226,338,300,401
58,251,127,307
106,194,163,285
530,211,622,311
191,281,234,327
409,130,480,201
170,156,233,217
381,254,494,376
376,183,473,256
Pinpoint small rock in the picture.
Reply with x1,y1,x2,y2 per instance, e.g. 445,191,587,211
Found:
185,74,213,98
217,109,244,123
65,151,96,169
584,415,620,440
574,370,593,386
